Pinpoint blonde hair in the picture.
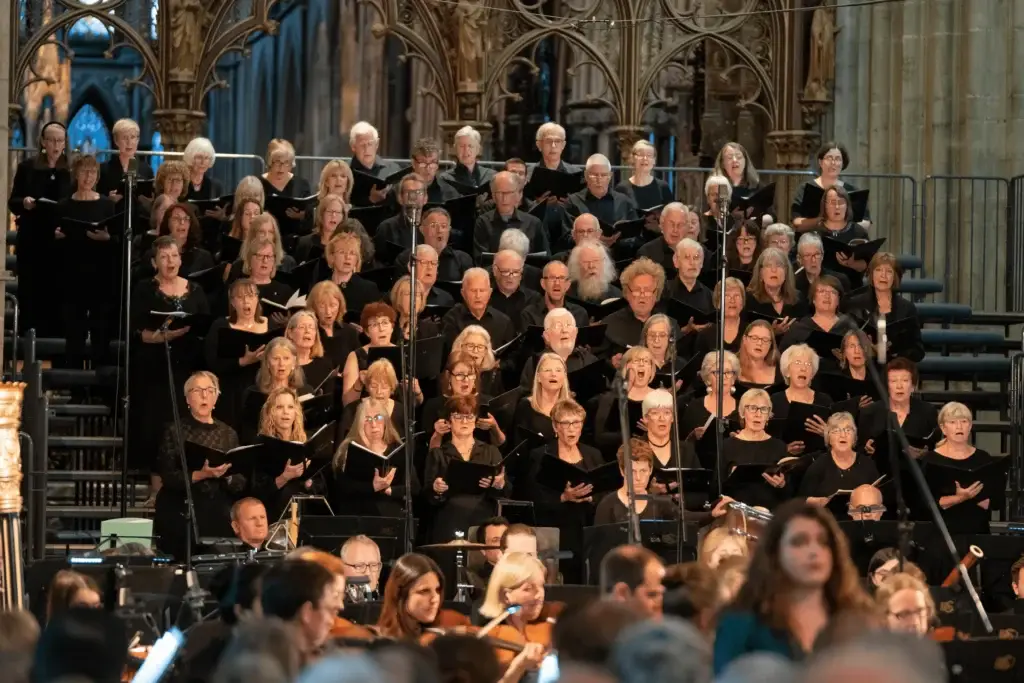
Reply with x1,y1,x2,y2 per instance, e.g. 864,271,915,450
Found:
318,160,354,204
155,160,189,199
712,277,747,313
452,325,497,372
698,525,750,567
266,138,296,167
256,337,306,393
620,257,667,299
112,118,140,140
258,387,307,442
551,398,586,423
824,411,857,449
242,215,285,272
285,310,324,359
631,139,656,160
241,236,282,279
779,343,820,384
529,352,570,412
390,275,426,319
333,398,401,471
875,572,935,623
748,247,798,305
327,231,364,272
365,358,399,394
737,387,772,426
699,350,740,384
306,281,347,325
314,193,347,237
234,175,265,209
938,401,972,425
620,346,655,380
184,370,220,397
478,552,546,619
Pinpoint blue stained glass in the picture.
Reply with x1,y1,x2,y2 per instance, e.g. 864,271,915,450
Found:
150,0,159,40
11,124,24,151
67,104,111,156
69,0,111,39
150,131,164,173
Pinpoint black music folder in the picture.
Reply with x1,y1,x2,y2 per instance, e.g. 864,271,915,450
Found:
413,335,444,380
523,167,585,200
665,298,715,327
301,393,341,432
569,297,628,322
351,167,412,206
265,194,319,232
147,310,215,336
445,455,511,496
343,441,406,481
188,195,235,214
823,236,887,262
253,422,336,474
537,458,623,495
798,185,869,222
184,442,260,471
732,183,776,216
566,361,612,404
216,327,278,359
782,401,832,452
60,212,126,239
366,345,403,370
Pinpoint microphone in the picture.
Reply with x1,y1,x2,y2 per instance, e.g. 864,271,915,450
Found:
718,185,731,225
404,200,422,228
877,317,888,364
184,568,207,612
126,156,139,179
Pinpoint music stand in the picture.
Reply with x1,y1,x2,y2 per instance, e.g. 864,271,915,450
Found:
582,521,699,585
298,515,409,562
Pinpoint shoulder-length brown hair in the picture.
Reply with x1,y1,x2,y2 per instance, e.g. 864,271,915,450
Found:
731,500,873,631
819,184,854,224
158,202,203,251
442,351,481,399
227,278,266,324
375,553,445,639
725,220,763,269
748,247,798,305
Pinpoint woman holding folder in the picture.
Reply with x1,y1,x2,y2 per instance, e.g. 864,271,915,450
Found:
240,337,311,442
56,153,118,368
512,352,571,446
422,352,504,449
306,281,361,369
678,351,741,466
592,346,655,459
790,141,871,232
815,185,870,284
331,398,419,518
450,325,505,397
424,395,507,543
799,412,880,515
254,386,315,517
721,389,789,510
843,252,924,362
779,275,855,373
771,344,831,456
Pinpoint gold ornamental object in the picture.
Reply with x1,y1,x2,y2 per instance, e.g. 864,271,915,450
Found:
0,382,27,610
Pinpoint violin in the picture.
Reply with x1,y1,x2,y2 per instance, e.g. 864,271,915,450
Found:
330,616,379,644
435,607,473,628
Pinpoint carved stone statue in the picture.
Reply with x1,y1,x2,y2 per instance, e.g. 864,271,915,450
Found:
169,0,205,79
803,5,836,102
454,0,486,89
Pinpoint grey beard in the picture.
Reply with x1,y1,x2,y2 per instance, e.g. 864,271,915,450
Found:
576,276,608,301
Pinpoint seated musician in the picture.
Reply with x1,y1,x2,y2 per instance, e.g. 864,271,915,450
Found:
512,352,571,445
241,337,311,440
294,193,346,263
155,371,242,560
490,249,540,331
566,240,622,304
593,347,655,458
230,497,269,550
286,310,336,393
375,553,447,640
478,552,550,677
500,524,540,559
595,438,676,525
599,544,666,618
391,275,440,343
745,247,806,329
441,268,516,351
341,302,399,405
843,252,924,362
519,308,597,391
340,534,384,596
306,280,361,370
423,352,504,449
1012,556,1024,609
520,260,589,330
721,389,789,510
736,319,784,391
256,386,315,517
474,171,549,259
451,325,505,396
694,277,747,357
425,395,508,543
326,231,383,317
849,484,885,521
260,558,344,663
46,570,103,621
857,358,938,457
713,500,874,673
603,257,674,357
466,516,509,593
793,233,852,299
331,397,420,518
772,344,830,455
697,526,749,569
637,203,691,272
874,573,934,636
227,212,297,282
800,412,880,513
678,351,740,445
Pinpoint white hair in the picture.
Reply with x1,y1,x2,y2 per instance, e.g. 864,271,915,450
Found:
674,237,703,260
462,267,490,288
414,243,437,260
498,228,530,257
704,174,732,197
779,343,820,383
763,222,795,245
585,154,612,172
454,125,482,147
543,307,576,329
535,122,566,141
700,350,740,384
183,137,216,167
567,240,617,291
348,121,379,146
493,249,524,269
642,389,674,415
573,213,600,233
797,232,824,254
660,202,688,224
112,118,140,139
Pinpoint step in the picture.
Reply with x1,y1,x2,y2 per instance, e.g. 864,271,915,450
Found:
969,311,1024,327
42,369,113,388
46,506,150,519
897,278,943,295
49,403,113,417
920,329,1007,347
917,356,1012,376
919,390,1006,409
973,420,1012,435
45,470,126,482
897,254,924,271
7,337,124,358
916,303,973,323
48,435,123,449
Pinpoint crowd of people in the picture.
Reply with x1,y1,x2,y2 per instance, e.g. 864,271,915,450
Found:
6,116,1011,682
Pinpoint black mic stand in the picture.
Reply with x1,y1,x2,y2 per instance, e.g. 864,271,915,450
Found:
852,326,992,633
400,200,422,554
119,159,138,518
713,186,731,498
667,328,688,563
161,320,199,580
612,369,640,544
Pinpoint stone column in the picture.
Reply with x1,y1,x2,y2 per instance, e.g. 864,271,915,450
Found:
439,88,493,156
152,80,207,152
765,130,820,223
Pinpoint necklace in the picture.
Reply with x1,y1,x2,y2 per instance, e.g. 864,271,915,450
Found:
649,437,670,448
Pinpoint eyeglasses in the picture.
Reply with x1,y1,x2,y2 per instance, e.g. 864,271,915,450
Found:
367,319,393,330
889,607,928,622
413,159,439,169
743,405,770,415
496,268,523,278
170,214,191,225
556,419,583,428
462,343,486,352
822,155,844,164
542,275,569,283
709,369,737,377
493,190,519,199
415,259,438,267
546,321,576,332
647,332,668,341
323,209,343,217
425,221,449,231
790,359,813,368
188,387,218,397
630,358,653,366
633,152,655,160
832,427,854,435
800,251,823,262
646,409,673,421
586,172,611,180
363,414,385,423
450,372,474,381
825,199,847,207
745,334,771,345
627,287,655,298
541,138,565,147
450,413,476,422
345,561,383,573
254,253,275,262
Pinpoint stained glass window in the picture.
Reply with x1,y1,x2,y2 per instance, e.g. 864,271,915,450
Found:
69,0,111,39
150,0,159,40
68,104,111,156
150,131,164,173
11,122,24,152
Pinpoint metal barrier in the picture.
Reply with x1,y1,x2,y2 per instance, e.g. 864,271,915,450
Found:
922,176,1010,311
1009,175,1024,311
1010,352,1024,518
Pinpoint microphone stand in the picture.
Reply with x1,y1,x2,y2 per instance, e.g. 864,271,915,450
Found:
713,189,731,498
119,159,138,518
612,370,640,545
667,329,687,562
852,326,992,633
400,200,422,554
162,319,199,578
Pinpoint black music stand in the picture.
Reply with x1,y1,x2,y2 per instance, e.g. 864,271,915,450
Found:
582,520,699,585
298,515,410,563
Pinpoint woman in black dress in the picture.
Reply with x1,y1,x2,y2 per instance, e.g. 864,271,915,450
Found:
450,325,505,397
260,138,313,235
843,252,924,362
712,142,775,227
791,141,871,234
236,230,296,310
203,278,270,430
254,386,314,519
745,247,806,329
294,193,346,263
306,281,360,369
695,277,746,358
736,320,783,391
721,388,789,510
815,185,870,286
615,140,674,215
425,395,508,543
594,438,675,524
779,275,856,373
331,397,420,518
226,213,297,284
324,231,382,319
154,370,243,560
512,352,571,448
857,358,938,458
184,137,223,202
150,202,215,278
239,336,310,442
285,310,335,393
678,350,741,471
341,301,398,405
772,344,831,456
8,121,71,336
422,352,504,450
56,153,117,367
390,276,441,345
800,412,879,515
129,236,210,498
98,118,153,254
593,346,655,461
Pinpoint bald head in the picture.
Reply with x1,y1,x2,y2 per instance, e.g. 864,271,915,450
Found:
491,171,523,216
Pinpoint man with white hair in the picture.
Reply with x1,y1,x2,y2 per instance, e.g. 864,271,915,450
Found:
665,237,714,310
794,232,852,298
410,243,455,306
348,121,401,205
395,207,473,282
530,122,581,254
518,307,598,390
441,125,495,189
474,170,550,259
521,260,589,330
490,249,540,330
440,267,515,350
564,154,638,240
497,227,543,291
567,240,622,304
638,203,691,273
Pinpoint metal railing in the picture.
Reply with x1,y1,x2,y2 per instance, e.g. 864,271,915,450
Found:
1010,351,1024,519
1009,175,1024,311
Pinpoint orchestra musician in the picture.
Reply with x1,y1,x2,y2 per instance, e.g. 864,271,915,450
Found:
375,553,449,640
466,517,510,593
340,535,384,596
616,140,674,217
874,573,934,636
791,141,871,232
230,497,269,550
306,281,361,369
695,277,746,357
599,544,666,618
285,310,335,394
46,570,103,622
512,352,571,446
848,484,885,521
260,558,343,664
594,438,676,524
697,526,749,570
713,500,873,672
8,121,71,336
800,412,880,513
154,371,242,560
425,395,508,543
477,552,550,676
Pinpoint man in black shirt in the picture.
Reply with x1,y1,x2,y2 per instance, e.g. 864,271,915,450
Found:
441,125,496,189
348,120,403,204
409,137,461,204
374,174,427,255
566,240,622,303
521,260,589,330
489,250,540,332
603,257,677,358
473,171,550,259
230,497,269,550
664,237,715,311
564,154,638,235
412,244,455,306
637,202,690,275
519,307,599,390
395,207,473,281
440,267,516,351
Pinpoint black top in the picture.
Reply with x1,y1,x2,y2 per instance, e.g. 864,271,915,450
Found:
519,443,603,528
56,196,119,273
769,391,833,421
594,491,676,525
798,451,880,499
427,286,456,307
520,299,590,331
721,436,789,509
396,245,473,283
473,209,551,260
7,156,72,243
744,292,809,321
375,214,416,254
424,440,508,542
331,274,383,320
637,238,678,275
441,163,496,189
440,304,516,350
97,155,154,196
603,308,676,356
186,174,224,201
665,278,715,311
614,178,674,210
490,286,541,332
201,318,266,429
564,189,638,230
857,397,939,443
565,281,623,305
511,397,557,446
320,322,362,369
301,356,337,393
794,269,853,301
331,439,422,518
841,291,924,363
791,179,871,221
925,448,997,535
695,322,743,357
